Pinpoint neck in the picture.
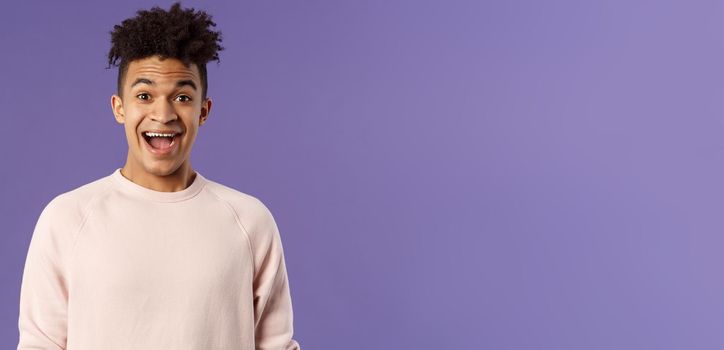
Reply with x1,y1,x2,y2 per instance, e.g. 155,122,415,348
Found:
120,157,196,192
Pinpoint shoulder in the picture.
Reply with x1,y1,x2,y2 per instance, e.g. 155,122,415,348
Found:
36,174,114,234
204,180,273,219
203,179,279,242
29,174,114,257
202,179,286,277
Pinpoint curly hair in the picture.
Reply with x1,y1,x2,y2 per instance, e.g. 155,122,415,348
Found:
106,2,224,100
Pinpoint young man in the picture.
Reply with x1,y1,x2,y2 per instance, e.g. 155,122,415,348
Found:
16,3,300,349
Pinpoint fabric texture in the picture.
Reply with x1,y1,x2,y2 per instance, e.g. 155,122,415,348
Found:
17,168,300,350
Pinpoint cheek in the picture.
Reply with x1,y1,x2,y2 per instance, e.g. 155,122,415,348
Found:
125,129,139,146
122,111,142,133
123,121,141,141
188,127,200,139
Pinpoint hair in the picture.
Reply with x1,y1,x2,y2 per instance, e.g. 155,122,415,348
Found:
106,2,224,100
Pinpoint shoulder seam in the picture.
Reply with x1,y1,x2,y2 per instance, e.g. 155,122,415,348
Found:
65,179,115,284
205,184,257,276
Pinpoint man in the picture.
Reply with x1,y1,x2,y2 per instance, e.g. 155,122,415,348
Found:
16,3,300,349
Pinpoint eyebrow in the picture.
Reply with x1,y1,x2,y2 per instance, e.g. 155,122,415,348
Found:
130,78,197,91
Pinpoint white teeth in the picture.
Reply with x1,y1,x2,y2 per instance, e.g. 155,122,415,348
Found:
145,132,175,137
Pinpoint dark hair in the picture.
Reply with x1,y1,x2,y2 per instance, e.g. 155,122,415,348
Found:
106,2,224,100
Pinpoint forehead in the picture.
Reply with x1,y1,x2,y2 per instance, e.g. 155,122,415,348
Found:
124,56,200,89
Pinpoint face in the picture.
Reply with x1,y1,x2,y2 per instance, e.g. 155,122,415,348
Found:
111,55,211,178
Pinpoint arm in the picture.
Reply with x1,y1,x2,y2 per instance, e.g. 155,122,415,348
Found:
17,199,70,349
251,201,300,350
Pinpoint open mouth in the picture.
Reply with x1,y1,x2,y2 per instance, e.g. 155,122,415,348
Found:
142,131,180,154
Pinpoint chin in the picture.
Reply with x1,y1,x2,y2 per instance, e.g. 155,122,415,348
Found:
144,162,182,177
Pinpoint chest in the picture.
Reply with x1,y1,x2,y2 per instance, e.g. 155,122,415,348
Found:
68,203,253,304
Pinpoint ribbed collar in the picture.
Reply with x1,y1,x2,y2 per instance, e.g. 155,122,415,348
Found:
109,167,207,203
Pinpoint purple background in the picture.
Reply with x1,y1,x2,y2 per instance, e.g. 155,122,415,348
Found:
2,0,723,348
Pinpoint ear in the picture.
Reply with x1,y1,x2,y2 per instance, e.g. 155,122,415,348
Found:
111,94,125,124
199,97,213,126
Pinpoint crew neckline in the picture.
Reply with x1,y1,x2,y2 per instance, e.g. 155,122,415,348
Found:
110,167,207,202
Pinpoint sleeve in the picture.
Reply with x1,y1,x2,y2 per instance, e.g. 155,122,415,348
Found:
250,201,301,350
17,199,70,350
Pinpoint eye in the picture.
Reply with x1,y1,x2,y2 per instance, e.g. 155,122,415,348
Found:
175,95,192,102
136,93,151,101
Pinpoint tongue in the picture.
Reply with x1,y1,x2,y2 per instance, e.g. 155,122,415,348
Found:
149,136,172,149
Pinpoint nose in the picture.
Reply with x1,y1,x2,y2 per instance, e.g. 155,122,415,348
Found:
150,99,178,123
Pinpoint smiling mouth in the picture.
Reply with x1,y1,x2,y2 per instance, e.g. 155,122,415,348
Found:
142,131,180,152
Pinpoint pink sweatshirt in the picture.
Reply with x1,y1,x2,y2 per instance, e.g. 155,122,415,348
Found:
17,168,300,350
